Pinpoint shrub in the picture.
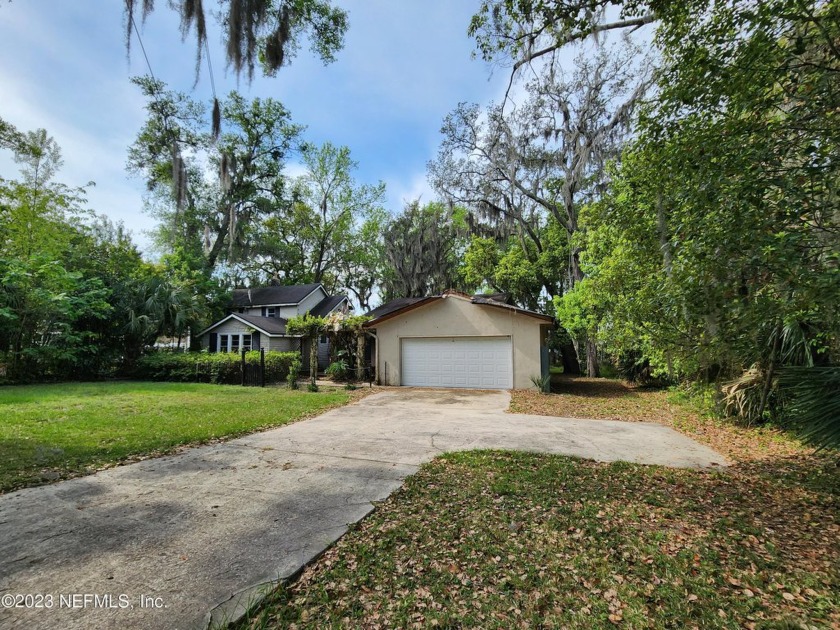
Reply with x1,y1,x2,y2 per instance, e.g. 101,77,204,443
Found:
134,350,300,385
287,357,301,390
325,359,349,381
344,383,357,391
721,365,769,424
307,383,319,392
262,351,301,383
530,373,551,393
779,366,840,450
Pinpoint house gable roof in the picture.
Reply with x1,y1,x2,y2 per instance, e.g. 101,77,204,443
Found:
230,283,323,307
364,292,553,327
197,313,291,337
309,294,350,317
364,296,435,322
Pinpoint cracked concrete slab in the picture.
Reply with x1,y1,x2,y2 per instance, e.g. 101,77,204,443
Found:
0,388,726,629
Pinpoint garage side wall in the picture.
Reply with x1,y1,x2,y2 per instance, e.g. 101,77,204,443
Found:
372,297,543,390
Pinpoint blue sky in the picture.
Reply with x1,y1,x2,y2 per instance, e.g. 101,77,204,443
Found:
0,1,506,254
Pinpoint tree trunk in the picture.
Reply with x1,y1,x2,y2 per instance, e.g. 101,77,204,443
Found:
570,249,599,377
206,205,232,270
559,341,581,375
756,323,783,424
309,333,318,386
356,332,365,381
586,339,599,378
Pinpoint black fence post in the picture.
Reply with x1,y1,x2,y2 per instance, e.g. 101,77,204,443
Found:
241,349,246,386
260,347,265,387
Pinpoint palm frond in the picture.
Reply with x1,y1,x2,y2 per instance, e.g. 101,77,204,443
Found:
778,366,840,451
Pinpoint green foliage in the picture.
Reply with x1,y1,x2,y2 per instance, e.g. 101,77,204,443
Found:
243,142,386,302
333,313,371,332
286,313,328,386
545,0,840,395
124,0,348,82
343,383,357,391
287,357,302,389
0,132,166,381
324,313,371,382
133,350,299,385
530,373,551,393
615,352,658,386
779,367,840,451
128,76,304,271
462,236,499,290
307,382,319,392
285,313,327,338
0,116,34,154
325,359,349,380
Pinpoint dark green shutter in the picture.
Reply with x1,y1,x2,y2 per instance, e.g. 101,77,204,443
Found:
209,333,218,353
252,331,260,350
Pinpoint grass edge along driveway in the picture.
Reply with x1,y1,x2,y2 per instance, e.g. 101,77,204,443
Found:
0,381,352,493
238,379,837,630
240,450,839,630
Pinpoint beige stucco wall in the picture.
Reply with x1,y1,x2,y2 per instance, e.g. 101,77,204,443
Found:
370,295,547,390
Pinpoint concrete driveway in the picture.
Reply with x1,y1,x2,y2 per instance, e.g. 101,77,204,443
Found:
0,389,726,630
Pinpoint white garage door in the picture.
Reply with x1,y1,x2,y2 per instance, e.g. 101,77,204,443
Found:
401,337,512,389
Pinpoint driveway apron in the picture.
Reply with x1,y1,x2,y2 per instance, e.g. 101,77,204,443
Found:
0,389,726,629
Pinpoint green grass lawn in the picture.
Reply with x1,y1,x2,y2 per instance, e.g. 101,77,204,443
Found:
0,381,350,493
242,451,839,630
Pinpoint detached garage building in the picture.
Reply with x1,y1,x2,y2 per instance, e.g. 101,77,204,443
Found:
364,292,553,390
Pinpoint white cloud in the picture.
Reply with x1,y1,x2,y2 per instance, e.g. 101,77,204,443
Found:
385,171,434,213
283,161,309,180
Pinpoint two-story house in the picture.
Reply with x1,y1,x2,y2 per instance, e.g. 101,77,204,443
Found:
198,283,350,371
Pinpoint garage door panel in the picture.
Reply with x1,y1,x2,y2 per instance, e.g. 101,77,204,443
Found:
402,337,512,389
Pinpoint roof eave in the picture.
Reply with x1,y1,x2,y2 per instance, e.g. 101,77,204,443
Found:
472,300,555,322
197,313,290,337
363,297,440,327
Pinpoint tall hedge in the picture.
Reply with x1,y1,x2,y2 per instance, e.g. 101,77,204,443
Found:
134,351,300,385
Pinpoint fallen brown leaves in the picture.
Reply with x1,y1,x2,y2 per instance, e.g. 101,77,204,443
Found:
241,451,839,630
235,379,838,629
509,376,805,464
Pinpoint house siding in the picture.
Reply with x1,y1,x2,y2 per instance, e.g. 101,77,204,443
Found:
297,286,328,316
201,319,299,352
201,320,252,351
233,286,326,320
370,295,547,390
317,338,330,370
268,337,298,353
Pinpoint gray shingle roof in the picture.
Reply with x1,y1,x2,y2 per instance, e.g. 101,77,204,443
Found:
365,297,431,320
198,313,292,337
365,293,553,325
233,313,289,334
231,284,322,307
470,296,553,321
309,295,348,317
473,292,512,304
